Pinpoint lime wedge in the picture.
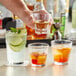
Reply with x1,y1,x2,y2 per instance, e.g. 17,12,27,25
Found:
10,37,23,46
6,29,27,52
9,41,25,52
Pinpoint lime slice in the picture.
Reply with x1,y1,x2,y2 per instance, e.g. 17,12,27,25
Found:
9,41,25,52
10,37,23,46
6,29,27,52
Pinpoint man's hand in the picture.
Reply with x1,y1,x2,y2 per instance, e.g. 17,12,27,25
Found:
0,0,53,29
0,0,34,28
33,10,54,26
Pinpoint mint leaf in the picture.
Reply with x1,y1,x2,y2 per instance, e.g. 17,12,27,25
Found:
10,27,17,33
18,29,21,34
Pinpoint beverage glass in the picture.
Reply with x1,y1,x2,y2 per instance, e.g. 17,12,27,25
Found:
51,40,72,65
28,43,49,66
6,30,27,65
33,13,51,35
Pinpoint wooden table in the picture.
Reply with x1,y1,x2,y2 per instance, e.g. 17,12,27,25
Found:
0,46,76,76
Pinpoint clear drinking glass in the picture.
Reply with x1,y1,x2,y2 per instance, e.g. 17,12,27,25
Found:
51,40,72,65
28,43,49,66
6,30,27,65
33,13,51,35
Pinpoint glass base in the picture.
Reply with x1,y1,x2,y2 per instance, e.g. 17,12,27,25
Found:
54,61,68,65
12,62,24,64
31,64,45,67
6,61,29,67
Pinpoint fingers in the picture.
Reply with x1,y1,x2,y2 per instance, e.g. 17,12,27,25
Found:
23,10,53,29
23,10,35,29
33,10,48,15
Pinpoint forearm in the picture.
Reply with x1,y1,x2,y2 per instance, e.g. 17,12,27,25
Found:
0,0,31,22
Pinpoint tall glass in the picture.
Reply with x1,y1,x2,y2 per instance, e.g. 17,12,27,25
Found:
28,43,49,66
6,30,27,65
51,40,72,65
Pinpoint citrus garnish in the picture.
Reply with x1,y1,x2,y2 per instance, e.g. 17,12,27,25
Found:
9,41,25,52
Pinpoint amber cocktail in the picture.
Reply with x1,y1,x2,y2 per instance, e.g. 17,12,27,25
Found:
26,26,47,40
51,40,72,65
30,52,47,66
28,43,49,66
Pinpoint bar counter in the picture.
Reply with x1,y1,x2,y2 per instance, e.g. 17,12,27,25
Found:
0,46,76,76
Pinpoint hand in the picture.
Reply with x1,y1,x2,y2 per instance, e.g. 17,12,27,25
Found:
33,10,54,27
23,10,35,29
24,10,54,29
0,0,35,29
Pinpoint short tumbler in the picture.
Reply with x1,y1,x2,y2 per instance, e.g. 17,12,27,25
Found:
28,43,49,66
51,40,72,65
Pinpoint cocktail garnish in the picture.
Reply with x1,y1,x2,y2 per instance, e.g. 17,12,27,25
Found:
10,27,21,34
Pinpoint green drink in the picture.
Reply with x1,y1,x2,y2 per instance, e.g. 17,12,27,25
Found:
6,28,27,64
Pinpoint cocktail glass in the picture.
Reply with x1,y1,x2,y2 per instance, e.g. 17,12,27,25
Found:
28,43,49,66
6,29,27,65
33,13,51,38
51,40,72,65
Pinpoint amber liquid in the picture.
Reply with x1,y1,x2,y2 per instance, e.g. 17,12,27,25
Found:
52,47,71,63
26,4,35,40
30,52,47,65
27,4,34,11
26,21,48,40
26,17,49,40
35,21,49,33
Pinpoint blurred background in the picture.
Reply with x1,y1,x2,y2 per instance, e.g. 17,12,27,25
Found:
0,0,76,46
0,0,74,22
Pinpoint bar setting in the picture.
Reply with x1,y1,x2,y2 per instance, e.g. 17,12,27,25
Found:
0,0,76,76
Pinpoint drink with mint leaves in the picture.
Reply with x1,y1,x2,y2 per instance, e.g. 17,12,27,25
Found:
6,28,27,65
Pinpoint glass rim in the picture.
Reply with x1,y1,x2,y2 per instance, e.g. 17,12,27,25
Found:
6,31,27,37
51,40,72,45
33,13,51,21
28,42,49,47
